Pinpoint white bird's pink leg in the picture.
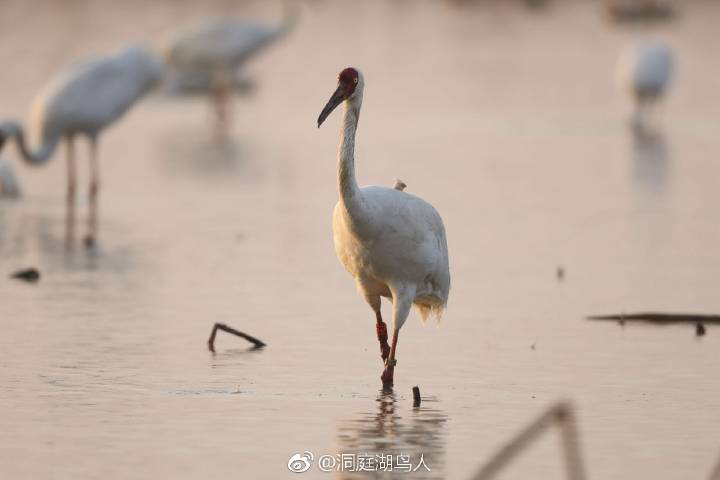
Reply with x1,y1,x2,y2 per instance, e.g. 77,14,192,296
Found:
367,295,390,361
381,327,400,388
89,137,99,201
381,289,413,387
211,70,232,140
376,310,391,361
66,136,76,201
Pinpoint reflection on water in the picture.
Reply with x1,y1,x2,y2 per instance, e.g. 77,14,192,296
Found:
0,199,135,274
64,196,99,253
158,127,244,177
336,389,447,479
632,125,671,196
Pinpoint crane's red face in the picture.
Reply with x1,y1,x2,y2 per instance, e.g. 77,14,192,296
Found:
317,67,360,128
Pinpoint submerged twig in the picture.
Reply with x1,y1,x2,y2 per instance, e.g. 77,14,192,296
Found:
471,401,586,480
207,323,266,352
412,386,421,407
707,450,720,480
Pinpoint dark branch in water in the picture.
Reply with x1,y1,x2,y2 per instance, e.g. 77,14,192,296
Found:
471,401,587,480
412,386,421,407
588,313,720,324
10,267,40,282
207,323,266,352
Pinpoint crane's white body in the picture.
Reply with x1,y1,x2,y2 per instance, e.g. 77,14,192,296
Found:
0,46,163,166
617,41,673,124
333,186,450,327
331,73,450,332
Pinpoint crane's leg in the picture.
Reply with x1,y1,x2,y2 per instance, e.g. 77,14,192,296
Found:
85,137,99,247
381,289,413,387
66,136,76,201
381,328,400,387
366,294,390,361
211,70,232,140
89,137,100,201
376,310,391,361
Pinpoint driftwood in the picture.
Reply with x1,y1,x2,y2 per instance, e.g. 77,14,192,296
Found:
10,268,40,282
207,323,266,352
588,313,719,336
471,401,586,480
588,313,720,325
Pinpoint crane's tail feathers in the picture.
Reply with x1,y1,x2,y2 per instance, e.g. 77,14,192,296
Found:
415,302,446,324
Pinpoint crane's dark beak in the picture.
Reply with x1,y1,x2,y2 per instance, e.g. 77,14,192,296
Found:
317,85,345,128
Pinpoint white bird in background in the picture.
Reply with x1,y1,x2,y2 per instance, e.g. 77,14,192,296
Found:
165,2,299,137
0,46,163,202
317,68,451,387
617,41,674,129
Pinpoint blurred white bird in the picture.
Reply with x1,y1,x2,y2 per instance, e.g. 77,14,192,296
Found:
317,68,451,387
164,2,299,137
616,41,674,129
605,0,674,22
0,46,163,202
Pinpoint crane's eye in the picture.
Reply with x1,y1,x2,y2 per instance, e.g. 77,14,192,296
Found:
354,77,358,84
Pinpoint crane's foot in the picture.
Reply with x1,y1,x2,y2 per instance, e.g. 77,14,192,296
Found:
380,358,396,387
376,321,391,361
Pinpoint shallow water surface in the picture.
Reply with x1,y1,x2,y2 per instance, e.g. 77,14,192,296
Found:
1,1,720,479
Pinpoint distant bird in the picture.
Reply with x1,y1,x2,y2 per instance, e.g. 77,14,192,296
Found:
0,46,163,202
165,2,299,136
605,0,674,22
617,41,673,129
317,68,451,387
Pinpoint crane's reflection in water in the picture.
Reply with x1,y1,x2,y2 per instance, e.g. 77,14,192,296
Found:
157,127,244,178
336,388,448,480
632,125,671,197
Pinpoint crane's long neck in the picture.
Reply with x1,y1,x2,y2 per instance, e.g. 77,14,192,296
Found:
0,121,58,166
337,99,365,221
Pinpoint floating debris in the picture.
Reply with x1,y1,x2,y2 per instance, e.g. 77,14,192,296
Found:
207,322,266,352
10,268,40,283
412,385,421,407
556,266,565,282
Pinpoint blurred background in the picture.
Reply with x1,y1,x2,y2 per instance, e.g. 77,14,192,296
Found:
0,0,719,479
